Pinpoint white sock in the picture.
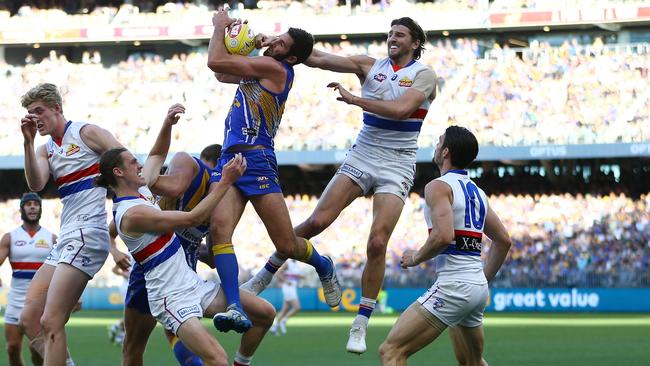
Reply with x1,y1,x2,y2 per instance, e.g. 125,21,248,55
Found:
234,351,253,365
260,252,286,283
66,356,75,366
353,315,369,328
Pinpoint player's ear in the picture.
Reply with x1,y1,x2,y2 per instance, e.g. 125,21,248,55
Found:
285,55,298,65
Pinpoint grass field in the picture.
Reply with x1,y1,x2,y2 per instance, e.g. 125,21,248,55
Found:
1,311,648,365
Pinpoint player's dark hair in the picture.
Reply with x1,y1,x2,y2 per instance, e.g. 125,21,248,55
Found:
200,144,222,168
391,17,426,60
442,126,478,169
287,27,314,65
95,147,128,188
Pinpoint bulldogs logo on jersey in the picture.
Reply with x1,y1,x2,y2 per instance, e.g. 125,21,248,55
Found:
35,239,50,248
373,73,387,82
15,240,27,247
398,76,413,87
66,144,80,156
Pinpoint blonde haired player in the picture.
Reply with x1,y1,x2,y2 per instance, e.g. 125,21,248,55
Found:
379,126,512,366
0,193,55,366
19,83,130,365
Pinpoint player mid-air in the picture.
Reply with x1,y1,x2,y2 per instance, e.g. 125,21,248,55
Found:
206,7,341,333
243,17,436,354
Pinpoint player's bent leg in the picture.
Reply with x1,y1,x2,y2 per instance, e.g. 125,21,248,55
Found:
452,325,487,366
243,174,361,296
176,318,228,366
5,323,25,366
122,307,156,366
20,263,55,352
29,343,44,366
39,263,89,366
210,186,250,333
294,174,363,238
379,302,447,366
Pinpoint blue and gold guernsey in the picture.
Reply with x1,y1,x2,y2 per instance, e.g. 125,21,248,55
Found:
213,62,294,197
158,157,212,270
222,63,294,151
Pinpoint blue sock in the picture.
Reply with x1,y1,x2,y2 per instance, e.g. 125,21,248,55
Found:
300,239,332,278
357,297,377,320
171,336,203,366
212,243,243,310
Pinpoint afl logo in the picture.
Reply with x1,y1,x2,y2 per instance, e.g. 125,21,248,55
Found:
15,240,27,247
373,73,387,82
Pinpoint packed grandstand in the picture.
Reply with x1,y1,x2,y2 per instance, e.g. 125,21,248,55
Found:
0,0,648,292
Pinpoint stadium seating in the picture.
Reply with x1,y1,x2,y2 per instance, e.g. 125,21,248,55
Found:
2,38,648,155
1,192,647,288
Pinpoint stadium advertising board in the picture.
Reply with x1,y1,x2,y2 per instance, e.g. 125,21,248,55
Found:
21,287,647,312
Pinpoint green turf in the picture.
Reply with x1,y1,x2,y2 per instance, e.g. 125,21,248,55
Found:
1,311,648,365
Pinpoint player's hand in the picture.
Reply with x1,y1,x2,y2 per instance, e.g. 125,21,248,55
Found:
400,249,419,269
111,249,131,271
255,33,274,49
220,153,247,184
20,114,38,143
327,82,357,105
213,5,237,30
164,103,185,126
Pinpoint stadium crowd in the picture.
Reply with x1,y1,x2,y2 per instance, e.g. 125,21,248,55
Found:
1,190,648,289
1,37,648,155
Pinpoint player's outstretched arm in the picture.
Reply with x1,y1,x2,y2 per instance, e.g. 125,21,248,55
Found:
305,49,374,78
80,124,123,155
122,154,246,235
142,103,185,188
329,68,435,120
401,181,454,268
482,206,512,282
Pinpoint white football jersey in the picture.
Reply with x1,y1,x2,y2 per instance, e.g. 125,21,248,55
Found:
283,260,301,287
425,170,488,284
357,57,436,151
46,121,107,234
113,187,199,301
8,226,54,281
